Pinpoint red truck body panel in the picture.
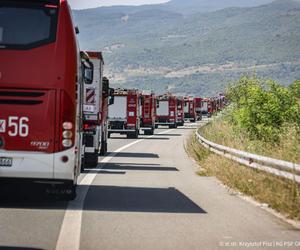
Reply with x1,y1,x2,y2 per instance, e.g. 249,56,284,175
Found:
176,97,185,125
141,93,156,128
0,1,78,153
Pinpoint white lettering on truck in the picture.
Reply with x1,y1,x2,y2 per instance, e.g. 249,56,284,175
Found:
0,117,29,137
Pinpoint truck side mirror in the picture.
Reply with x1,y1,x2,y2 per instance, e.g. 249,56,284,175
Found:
109,96,114,106
103,77,109,96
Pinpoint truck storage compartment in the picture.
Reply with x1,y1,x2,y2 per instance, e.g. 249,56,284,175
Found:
108,96,127,119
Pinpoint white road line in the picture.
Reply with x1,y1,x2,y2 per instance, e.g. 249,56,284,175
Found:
55,129,174,250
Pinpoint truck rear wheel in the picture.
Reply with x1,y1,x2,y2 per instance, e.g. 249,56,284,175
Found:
127,130,139,139
145,128,154,135
83,153,98,168
100,140,107,156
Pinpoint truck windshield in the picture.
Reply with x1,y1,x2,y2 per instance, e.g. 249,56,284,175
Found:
0,2,58,50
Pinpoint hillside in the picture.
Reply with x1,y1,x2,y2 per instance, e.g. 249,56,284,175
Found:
74,0,300,96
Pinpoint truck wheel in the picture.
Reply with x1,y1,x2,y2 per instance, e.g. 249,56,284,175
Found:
100,140,108,156
81,157,85,172
134,130,139,138
149,127,154,135
155,124,158,129
84,153,98,168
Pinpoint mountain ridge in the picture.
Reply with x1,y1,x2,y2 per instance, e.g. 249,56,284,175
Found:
74,0,300,96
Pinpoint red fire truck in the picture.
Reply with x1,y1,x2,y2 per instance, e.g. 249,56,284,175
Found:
155,93,178,128
194,97,203,121
108,89,141,138
201,98,213,117
176,97,185,126
184,97,197,122
0,0,87,199
141,91,156,135
81,52,113,168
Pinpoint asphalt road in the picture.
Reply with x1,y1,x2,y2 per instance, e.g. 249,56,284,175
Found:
0,123,299,250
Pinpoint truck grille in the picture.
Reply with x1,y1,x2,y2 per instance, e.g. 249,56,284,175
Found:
0,90,45,105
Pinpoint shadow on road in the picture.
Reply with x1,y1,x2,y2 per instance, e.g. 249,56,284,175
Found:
0,185,205,214
84,186,206,214
83,169,126,175
140,137,170,140
153,134,182,137
111,152,159,158
101,162,179,172
0,184,69,210
0,247,42,250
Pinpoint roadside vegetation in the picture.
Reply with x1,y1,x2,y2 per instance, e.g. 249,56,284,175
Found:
188,76,300,220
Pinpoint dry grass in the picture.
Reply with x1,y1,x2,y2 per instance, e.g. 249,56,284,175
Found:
187,134,300,220
200,117,300,164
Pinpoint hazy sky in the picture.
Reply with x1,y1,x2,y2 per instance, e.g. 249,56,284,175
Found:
69,0,170,9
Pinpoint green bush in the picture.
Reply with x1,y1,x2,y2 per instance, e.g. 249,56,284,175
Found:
226,76,300,142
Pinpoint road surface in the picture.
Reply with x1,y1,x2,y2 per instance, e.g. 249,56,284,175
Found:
0,123,299,250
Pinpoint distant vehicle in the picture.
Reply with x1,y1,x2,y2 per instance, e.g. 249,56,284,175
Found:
0,0,87,199
184,97,197,122
156,93,178,128
141,92,156,135
108,89,141,138
194,97,203,121
176,97,185,126
201,98,211,117
81,52,113,169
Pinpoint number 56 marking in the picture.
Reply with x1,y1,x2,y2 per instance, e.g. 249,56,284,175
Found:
8,117,29,137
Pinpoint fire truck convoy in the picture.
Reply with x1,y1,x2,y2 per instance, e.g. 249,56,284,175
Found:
108,89,142,138
81,52,113,168
155,94,178,128
184,97,197,122
0,0,93,199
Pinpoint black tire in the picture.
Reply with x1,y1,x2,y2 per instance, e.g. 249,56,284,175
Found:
149,127,154,135
104,141,108,154
99,140,108,156
155,124,158,129
83,152,98,168
81,157,85,172
133,129,139,138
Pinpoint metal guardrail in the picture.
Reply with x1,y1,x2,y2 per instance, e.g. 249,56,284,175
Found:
195,131,300,184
